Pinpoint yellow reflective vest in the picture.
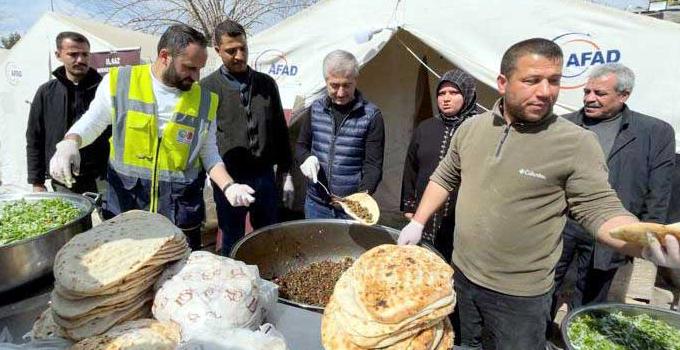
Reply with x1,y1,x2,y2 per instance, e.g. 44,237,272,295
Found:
108,64,218,213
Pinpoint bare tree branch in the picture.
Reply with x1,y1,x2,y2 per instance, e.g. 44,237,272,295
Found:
77,0,318,39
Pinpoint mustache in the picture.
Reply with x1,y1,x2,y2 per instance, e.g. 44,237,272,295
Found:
585,102,602,108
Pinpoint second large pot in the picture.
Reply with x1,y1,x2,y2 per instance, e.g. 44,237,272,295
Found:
230,219,441,310
0,192,96,293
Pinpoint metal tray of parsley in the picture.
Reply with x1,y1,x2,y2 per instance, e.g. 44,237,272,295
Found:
562,302,680,350
0,192,96,293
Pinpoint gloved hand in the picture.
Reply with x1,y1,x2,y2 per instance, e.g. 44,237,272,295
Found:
299,156,320,183
49,139,80,188
224,183,256,207
397,220,425,245
642,233,680,268
282,174,295,209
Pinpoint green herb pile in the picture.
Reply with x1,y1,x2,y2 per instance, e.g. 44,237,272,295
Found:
568,311,680,350
0,199,80,246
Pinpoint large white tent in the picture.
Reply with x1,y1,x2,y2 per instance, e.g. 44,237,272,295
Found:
0,12,159,191
2,1,679,214
221,0,680,212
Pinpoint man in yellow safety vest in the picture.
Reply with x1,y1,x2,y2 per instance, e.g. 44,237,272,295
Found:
49,25,255,250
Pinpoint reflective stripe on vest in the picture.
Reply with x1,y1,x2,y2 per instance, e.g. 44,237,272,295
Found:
108,64,217,211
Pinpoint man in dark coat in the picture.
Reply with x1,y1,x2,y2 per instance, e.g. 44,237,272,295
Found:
400,69,477,262
26,31,108,194
552,63,675,313
200,20,293,255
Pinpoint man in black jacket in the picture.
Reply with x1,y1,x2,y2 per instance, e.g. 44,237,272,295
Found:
200,20,293,255
26,31,109,194
552,63,676,314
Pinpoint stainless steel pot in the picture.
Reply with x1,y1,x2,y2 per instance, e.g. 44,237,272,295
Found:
0,192,96,293
561,303,680,349
229,219,442,311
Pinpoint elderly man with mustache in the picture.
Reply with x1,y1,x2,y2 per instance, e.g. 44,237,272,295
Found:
552,63,675,315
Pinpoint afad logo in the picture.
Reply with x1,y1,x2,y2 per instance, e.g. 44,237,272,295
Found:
553,33,621,90
253,49,298,78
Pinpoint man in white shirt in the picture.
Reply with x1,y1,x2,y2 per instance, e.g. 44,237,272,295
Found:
49,25,254,249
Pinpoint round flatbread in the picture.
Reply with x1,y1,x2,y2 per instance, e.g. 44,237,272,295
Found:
54,210,186,294
70,319,180,350
335,192,380,225
351,245,454,324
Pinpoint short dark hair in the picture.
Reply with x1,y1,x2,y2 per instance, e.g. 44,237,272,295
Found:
500,38,563,77
157,25,208,56
213,20,246,46
56,31,90,50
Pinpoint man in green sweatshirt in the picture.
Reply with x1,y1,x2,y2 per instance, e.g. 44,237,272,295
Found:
397,38,680,349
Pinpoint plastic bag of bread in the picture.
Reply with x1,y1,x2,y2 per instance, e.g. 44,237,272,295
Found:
152,251,278,340
178,323,288,350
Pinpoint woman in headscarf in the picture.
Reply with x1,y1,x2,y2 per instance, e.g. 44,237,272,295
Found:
400,68,477,262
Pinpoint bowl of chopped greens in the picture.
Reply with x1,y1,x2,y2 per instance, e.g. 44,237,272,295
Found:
562,303,680,350
0,192,95,293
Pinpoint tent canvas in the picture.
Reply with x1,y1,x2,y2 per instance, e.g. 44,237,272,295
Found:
206,0,680,212
0,12,159,191
2,1,679,214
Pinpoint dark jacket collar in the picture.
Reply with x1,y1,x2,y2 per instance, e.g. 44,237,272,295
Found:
571,104,632,131
52,66,102,89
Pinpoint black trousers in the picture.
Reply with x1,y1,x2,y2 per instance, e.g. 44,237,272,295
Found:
452,270,552,350
551,227,619,321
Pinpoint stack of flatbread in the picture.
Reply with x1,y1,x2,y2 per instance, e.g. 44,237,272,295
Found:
321,245,455,350
36,210,189,341
70,319,181,350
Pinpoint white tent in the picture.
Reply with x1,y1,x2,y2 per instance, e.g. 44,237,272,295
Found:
0,48,9,65
209,0,680,212
2,1,680,213
0,12,159,191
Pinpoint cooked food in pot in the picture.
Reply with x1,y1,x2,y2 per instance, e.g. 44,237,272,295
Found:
0,198,80,246
273,257,354,307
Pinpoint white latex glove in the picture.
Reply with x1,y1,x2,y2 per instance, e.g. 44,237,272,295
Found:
642,233,680,268
299,156,319,183
49,139,80,188
282,174,295,209
397,220,425,245
224,183,256,207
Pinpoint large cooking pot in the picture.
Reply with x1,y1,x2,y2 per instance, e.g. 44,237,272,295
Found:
0,192,96,293
561,303,680,349
230,219,442,310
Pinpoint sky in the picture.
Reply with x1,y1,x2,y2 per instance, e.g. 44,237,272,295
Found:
0,0,655,38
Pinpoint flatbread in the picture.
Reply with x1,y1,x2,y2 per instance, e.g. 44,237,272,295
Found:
53,292,154,329
54,266,164,300
70,319,180,350
332,266,453,341
31,307,67,340
609,222,680,245
335,192,380,225
52,274,159,318
351,245,454,323
54,210,185,294
435,318,453,350
322,297,444,350
63,300,152,341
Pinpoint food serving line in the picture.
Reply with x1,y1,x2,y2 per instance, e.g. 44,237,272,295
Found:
0,192,450,348
1,192,679,349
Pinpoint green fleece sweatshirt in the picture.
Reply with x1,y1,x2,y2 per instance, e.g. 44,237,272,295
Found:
431,99,632,296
